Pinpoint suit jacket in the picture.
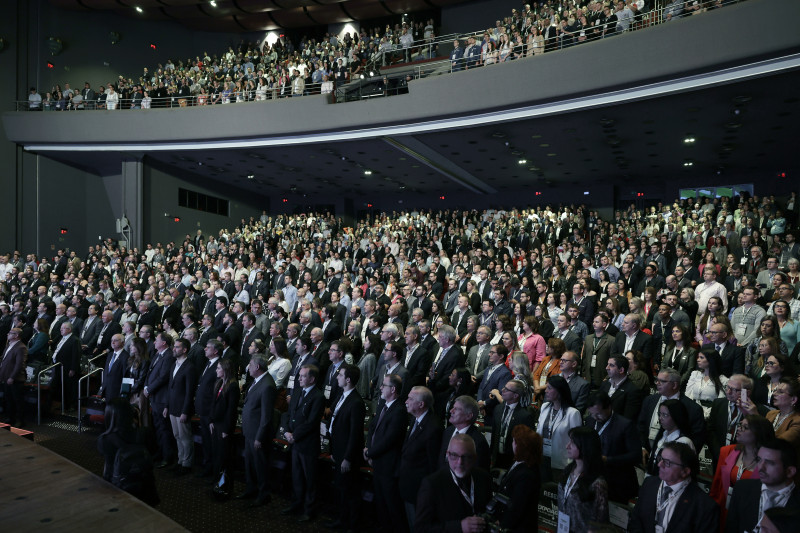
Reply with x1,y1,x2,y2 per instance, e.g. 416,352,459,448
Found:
414,467,492,533
321,320,341,343
0,342,27,382
329,390,366,465
659,346,697,382
557,329,583,354
450,309,474,338
466,343,492,381
144,349,173,407
629,476,719,533
365,398,409,476
420,334,439,357
477,364,512,402
565,374,590,413
611,330,656,362
94,321,122,355
404,344,433,388
586,413,640,503
568,297,595,328
581,332,615,387
79,316,102,351
136,309,156,332
53,334,81,374
210,381,241,435
600,377,646,422
398,410,443,504
100,350,129,401
197,326,219,348
194,358,219,417
287,385,325,456
437,424,490,471
701,343,745,377
167,358,197,417
491,403,538,462
429,345,465,395
240,327,265,364
725,478,800,533
241,373,277,443
638,393,706,451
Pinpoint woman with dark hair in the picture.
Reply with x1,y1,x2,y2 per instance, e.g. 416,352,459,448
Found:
661,323,697,384
124,337,150,427
537,375,582,481
98,398,137,482
357,333,382,399
210,357,240,496
268,336,292,412
495,425,542,532
754,349,797,410
684,349,728,417
491,314,513,345
518,315,546,373
557,426,609,531
532,337,566,399
443,367,472,425
546,292,562,327
710,414,775,531
746,316,789,375
764,377,800,451
27,318,49,363
696,296,725,346
532,304,555,341
645,399,695,476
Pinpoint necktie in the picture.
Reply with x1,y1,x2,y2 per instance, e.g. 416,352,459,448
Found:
409,418,420,438
109,352,118,369
375,403,386,428
656,485,673,527
202,361,211,375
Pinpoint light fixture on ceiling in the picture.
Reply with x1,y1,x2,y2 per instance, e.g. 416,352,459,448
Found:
247,174,254,179
364,170,372,176
135,6,143,13
683,136,696,144
683,161,694,167
518,159,527,165
210,0,217,6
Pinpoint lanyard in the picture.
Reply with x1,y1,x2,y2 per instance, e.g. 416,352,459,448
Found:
449,471,475,514
563,471,579,500
596,417,612,436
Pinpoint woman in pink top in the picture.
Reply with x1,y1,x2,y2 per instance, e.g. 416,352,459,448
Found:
518,316,546,373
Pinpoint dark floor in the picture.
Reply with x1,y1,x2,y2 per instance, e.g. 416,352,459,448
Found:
30,413,374,533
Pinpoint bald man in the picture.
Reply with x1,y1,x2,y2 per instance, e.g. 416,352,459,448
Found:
98,334,129,402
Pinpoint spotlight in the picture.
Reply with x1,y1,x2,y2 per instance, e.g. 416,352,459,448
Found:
369,71,375,77
364,170,372,176
518,159,527,165
247,174,254,179
683,137,695,144
135,6,143,13
683,161,693,167
210,0,217,6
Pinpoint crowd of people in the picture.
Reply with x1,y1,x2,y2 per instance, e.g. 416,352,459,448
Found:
24,0,742,111
1,187,800,531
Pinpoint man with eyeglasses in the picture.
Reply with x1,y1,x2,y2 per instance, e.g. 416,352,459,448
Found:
629,441,719,532
491,379,536,469
364,373,409,533
726,438,800,533
438,396,490,471
415,434,492,533
767,284,800,321
638,368,705,453
708,374,768,468
702,322,745,378
559,351,590,413
370,340,409,409
476,344,511,424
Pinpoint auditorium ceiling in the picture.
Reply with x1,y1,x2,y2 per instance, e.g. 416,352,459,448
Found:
48,0,470,32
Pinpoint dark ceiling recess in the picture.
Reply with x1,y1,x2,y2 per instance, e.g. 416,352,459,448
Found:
48,0,471,31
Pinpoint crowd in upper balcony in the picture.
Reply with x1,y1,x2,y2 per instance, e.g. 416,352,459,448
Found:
24,0,739,111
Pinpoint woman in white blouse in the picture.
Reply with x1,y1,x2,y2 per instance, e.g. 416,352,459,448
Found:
684,348,728,418
644,399,696,476
267,337,293,389
537,375,582,482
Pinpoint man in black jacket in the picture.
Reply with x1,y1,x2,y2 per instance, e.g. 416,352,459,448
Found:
166,338,197,475
194,340,220,477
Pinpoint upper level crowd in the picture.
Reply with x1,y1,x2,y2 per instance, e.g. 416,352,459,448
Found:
24,0,739,110
1,187,800,532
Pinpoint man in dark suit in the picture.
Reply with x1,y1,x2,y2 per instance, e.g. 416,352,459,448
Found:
79,303,102,354
194,339,221,478
437,396,490,471
567,282,595,328
0,328,28,426
364,373,409,533
166,338,197,475
325,364,366,532
97,334,128,402
491,378,537,468
582,314,616,388
239,312,264,371
402,325,433,389
419,319,438,355
198,313,219,348
476,344,512,425
237,353,277,506
611,313,656,365
426,325,465,418
415,433,492,533
320,304,341,344
628,442,719,533
638,368,705,452
51,321,82,411
287,337,318,397
707,374,768,467
726,438,800,533
554,313,583,353
560,351,590,413
282,364,324,523
144,332,175,467
586,391,641,503
370,340,410,406
703,322,745,377
399,386,443,531
599,355,646,421
137,300,156,333
450,295,474,342
465,326,492,390
91,310,121,359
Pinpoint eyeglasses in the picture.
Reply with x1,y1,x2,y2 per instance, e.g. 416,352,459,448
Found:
726,385,743,394
765,361,778,367
658,457,686,469
654,378,677,385
446,451,474,462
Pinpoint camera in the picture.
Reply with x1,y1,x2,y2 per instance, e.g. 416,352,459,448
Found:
481,492,512,533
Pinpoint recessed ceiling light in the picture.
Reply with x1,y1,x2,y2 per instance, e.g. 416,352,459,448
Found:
135,6,143,13
518,159,527,165
247,174,254,179
210,0,217,6
683,137,696,144
364,170,372,175
683,161,694,167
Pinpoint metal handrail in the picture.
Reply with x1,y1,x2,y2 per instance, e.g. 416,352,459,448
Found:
77,366,104,433
37,362,63,425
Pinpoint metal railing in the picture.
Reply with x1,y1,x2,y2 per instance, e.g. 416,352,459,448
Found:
77,356,105,433
37,362,63,425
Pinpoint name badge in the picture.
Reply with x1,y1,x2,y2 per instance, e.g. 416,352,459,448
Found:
539,375,547,387
324,385,331,399
591,354,597,368
543,437,552,457
649,424,660,442
557,511,570,533
735,323,747,337
726,486,733,508
287,379,294,390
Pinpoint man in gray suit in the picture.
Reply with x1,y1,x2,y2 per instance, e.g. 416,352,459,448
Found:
559,351,590,413
466,326,492,389
237,353,277,506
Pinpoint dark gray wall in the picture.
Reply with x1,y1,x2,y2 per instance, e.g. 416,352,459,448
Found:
143,165,266,246
1,1,22,253
441,0,520,36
